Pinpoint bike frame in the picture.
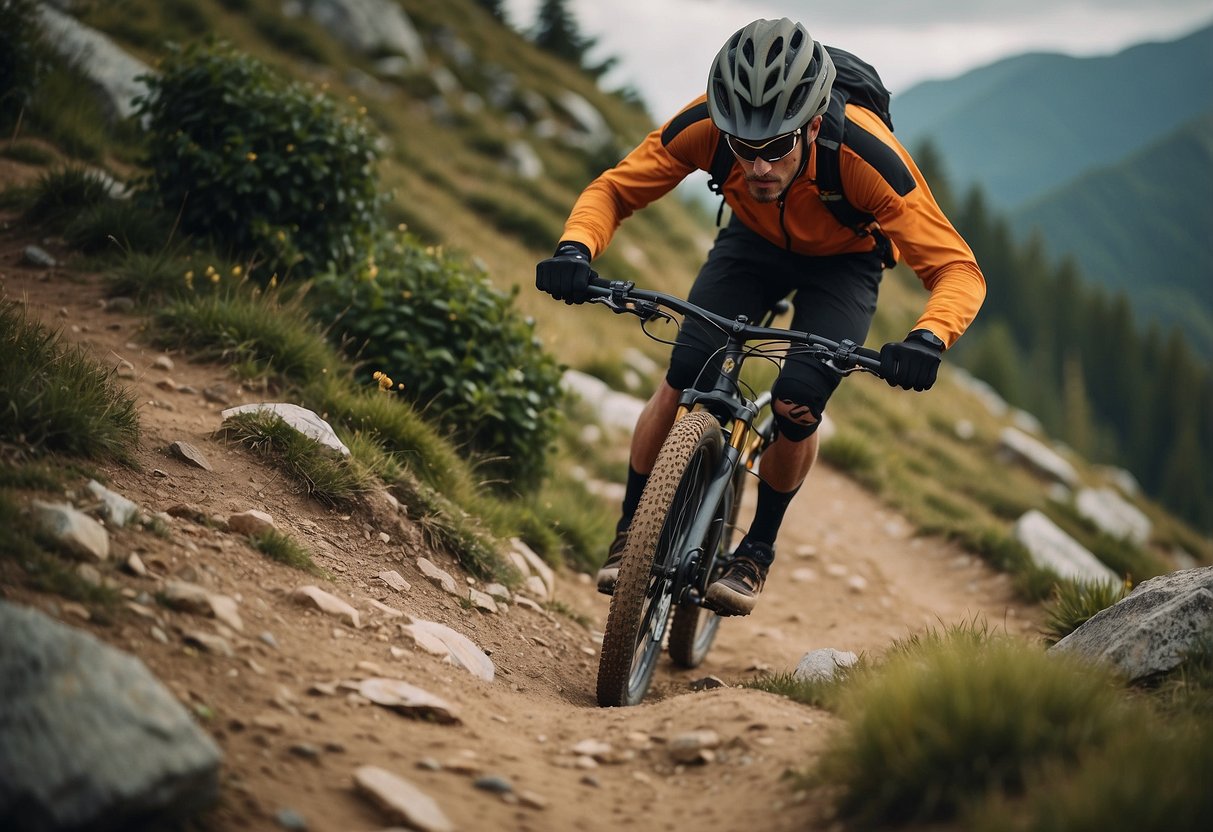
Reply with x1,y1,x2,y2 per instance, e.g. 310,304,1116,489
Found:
591,279,882,615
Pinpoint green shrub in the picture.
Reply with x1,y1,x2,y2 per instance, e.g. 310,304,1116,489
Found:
248,529,322,574
134,40,382,276
818,637,1126,826
310,231,566,492
0,0,46,131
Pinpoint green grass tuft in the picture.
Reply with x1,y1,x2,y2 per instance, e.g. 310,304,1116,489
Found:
744,666,860,712
220,410,374,506
248,528,321,574
0,300,140,461
153,289,341,387
820,430,883,489
1041,577,1129,645
22,166,113,230
63,197,170,256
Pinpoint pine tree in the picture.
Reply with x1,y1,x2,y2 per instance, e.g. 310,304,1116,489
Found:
531,0,616,79
474,0,507,23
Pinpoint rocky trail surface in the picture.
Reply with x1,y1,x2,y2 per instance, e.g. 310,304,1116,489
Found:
0,219,1041,832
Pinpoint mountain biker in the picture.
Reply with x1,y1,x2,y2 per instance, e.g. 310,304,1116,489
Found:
536,18,986,615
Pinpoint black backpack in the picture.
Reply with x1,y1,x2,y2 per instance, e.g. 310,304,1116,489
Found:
707,46,896,264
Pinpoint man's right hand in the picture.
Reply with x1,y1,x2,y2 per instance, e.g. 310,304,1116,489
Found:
536,241,595,305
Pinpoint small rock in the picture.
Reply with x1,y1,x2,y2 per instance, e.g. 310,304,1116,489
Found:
468,588,499,614
522,575,549,601
356,679,460,727
517,790,549,810
398,619,495,682
259,631,280,649
168,440,213,471
152,355,175,370
274,808,308,831
227,509,275,536
415,557,458,595
571,739,612,759
353,766,454,832
32,501,109,562
292,586,361,628
125,553,148,577
85,480,140,528
23,244,57,268
689,675,727,691
378,570,410,592
202,386,231,406
483,583,511,603
183,631,234,657
473,775,513,794
794,648,859,683
221,403,350,457
668,730,721,764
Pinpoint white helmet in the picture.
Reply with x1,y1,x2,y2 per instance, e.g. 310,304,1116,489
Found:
707,18,836,141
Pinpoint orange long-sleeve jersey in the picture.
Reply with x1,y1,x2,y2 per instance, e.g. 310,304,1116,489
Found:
560,95,986,347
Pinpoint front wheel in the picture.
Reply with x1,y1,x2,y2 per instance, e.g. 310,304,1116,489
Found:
596,411,722,707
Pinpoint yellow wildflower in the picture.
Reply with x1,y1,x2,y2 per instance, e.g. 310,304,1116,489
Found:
286,144,295,153
205,265,216,276
231,264,242,276
269,275,278,288
246,151,257,162
210,272,220,284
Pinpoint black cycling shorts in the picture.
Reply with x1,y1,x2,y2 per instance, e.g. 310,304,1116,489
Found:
666,218,883,413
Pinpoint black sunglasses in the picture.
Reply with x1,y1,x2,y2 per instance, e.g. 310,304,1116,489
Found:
725,128,802,163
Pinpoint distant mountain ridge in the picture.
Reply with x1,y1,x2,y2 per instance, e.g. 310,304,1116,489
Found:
891,22,1213,355
891,23,1213,211
1009,111,1213,354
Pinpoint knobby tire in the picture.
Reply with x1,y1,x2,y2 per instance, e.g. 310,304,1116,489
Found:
596,411,722,707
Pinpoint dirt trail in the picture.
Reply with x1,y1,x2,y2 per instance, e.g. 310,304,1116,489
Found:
1,221,1040,832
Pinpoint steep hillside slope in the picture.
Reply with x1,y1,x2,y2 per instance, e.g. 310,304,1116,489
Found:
0,219,1040,832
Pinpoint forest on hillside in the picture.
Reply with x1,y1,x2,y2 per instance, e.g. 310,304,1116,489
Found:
912,144,1212,530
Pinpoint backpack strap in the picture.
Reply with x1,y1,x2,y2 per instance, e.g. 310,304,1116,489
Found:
815,95,896,268
707,132,735,226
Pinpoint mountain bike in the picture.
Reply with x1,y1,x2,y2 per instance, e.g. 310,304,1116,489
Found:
585,278,885,707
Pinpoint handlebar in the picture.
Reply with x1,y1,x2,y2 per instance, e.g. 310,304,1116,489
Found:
585,278,883,375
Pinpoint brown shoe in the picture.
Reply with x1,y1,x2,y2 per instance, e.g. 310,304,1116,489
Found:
705,545,771,615
596,530,629,595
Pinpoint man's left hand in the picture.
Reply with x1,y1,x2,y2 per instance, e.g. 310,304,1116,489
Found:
880,330,944,391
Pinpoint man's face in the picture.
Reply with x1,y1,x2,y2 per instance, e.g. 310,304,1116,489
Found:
731,116,820,204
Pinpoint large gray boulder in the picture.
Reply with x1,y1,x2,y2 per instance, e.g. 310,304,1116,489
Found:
1013,510,1119,584
1050,566,1213,682
0,602,221,830
287,0,425,69
35,5,154,122
998,426,1079,486
1074,486,1151,546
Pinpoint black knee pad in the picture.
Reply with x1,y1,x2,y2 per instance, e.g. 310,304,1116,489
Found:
770,364,839,442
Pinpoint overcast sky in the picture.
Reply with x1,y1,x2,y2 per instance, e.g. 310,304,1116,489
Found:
503,0,1213,120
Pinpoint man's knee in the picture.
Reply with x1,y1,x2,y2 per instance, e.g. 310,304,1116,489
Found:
770,367,838,442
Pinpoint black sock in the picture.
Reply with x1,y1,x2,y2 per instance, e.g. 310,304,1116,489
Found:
747,479,800,549
617,464,649,533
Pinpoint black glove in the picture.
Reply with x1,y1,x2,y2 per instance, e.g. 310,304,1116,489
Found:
880,329,945,391
536,241,595,305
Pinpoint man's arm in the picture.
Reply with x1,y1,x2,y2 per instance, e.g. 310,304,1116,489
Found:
560,96,717,257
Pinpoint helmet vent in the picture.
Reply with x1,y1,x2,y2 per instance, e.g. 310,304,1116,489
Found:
766,37,783,67
742,39,755,65
790,29,804,50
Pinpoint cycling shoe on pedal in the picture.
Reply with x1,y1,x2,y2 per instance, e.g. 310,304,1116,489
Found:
596,530,629,595
705,540,773,615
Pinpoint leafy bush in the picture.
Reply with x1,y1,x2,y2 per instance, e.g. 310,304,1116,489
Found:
310,231,566,492
134,40,382,276
0,0,46,130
